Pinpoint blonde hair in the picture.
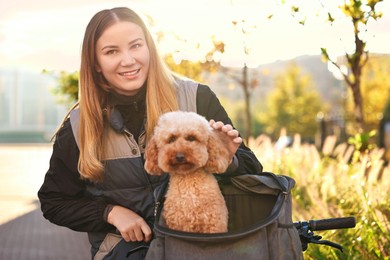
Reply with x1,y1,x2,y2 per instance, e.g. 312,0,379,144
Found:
61,7,178,182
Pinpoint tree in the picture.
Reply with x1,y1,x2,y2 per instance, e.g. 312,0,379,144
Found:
288,0,384,132
218,63,259,142
163,53,204,82
44,70,79,107
259,63,323,140
162,35,226,81
359,54,390,131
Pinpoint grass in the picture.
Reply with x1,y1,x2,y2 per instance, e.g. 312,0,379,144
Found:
248,134,390,259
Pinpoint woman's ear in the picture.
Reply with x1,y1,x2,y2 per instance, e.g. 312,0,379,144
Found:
144,137,164,175
204,131,230,174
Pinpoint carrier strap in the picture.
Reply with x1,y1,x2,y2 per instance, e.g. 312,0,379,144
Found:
152,172,295,240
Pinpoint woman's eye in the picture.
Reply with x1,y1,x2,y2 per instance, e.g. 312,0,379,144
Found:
106,49,117,55
186,135,196,142
131,43,142,49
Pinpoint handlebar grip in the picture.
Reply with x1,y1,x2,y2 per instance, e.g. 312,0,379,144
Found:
309,217,356,231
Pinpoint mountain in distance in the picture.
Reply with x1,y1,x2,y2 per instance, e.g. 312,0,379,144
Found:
202,54,345,114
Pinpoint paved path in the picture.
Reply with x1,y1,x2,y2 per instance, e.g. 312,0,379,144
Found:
0,144,91,260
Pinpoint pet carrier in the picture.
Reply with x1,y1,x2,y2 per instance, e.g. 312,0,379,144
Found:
145,171,303,260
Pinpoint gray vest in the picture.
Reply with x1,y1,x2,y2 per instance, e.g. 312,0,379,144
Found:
70,78,198,259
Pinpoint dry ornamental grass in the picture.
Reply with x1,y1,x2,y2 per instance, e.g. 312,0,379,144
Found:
249,134,390,259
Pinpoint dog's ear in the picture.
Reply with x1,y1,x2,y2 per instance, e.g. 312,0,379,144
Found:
144,137,164,175
204,131,230,174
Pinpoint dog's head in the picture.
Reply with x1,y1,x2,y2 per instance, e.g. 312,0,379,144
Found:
144,111,230,175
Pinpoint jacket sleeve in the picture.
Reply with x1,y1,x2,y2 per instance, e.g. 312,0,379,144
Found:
37,119,113,232
196,84,263,176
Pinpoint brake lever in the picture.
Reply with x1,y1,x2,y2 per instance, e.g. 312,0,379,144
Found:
308,234,344,252
298,229,343,252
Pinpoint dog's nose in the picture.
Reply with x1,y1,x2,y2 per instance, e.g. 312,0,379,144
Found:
175,153,185,162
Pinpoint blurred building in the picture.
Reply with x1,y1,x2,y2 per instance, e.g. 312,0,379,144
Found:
0,67,67,143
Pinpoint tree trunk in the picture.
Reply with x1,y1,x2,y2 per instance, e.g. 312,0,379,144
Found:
350,81,364,131
348,25,366,131
242,64,252,142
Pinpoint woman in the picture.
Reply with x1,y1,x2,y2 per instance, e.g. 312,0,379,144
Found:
38,7,263,259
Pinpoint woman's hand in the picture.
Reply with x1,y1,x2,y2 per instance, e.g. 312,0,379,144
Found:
107,205,152,242
209,119,242,160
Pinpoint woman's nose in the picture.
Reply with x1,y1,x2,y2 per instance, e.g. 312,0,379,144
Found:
120,51,136,66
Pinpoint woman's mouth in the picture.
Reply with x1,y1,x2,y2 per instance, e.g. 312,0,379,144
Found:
119,69,140,77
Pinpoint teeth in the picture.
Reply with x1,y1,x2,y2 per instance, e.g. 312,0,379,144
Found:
120,70,138,76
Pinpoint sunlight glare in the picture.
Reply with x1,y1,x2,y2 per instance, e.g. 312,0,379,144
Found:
0,0,389,71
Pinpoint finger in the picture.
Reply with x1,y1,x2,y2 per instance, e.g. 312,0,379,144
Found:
222,124,233,132
133,218,148,241
125,229,138,241
212,121,224,130
209,119,215,125
122,232,131,242
233,137,242,144
227,129,239,137
133,228,144,242
141,224,152,242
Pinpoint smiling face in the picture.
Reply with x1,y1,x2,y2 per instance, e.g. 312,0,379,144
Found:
95,21,150,96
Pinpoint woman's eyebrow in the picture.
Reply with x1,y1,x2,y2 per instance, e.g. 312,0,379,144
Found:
128,38,143,45
101,45,117,51
101,38,143,51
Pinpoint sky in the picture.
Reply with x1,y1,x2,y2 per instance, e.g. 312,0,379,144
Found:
0,0,389,72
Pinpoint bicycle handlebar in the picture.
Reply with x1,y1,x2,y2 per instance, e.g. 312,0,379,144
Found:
294,216,356,252
294,216,356,231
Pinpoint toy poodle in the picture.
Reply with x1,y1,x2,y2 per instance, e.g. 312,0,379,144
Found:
144,111,230,233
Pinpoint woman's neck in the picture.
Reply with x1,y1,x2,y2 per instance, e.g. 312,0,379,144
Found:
109,84,147,106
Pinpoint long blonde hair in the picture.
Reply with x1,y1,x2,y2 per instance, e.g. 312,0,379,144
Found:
64,7,178,182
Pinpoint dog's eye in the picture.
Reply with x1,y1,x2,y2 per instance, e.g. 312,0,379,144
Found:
168,135,177,143
186,135,197,142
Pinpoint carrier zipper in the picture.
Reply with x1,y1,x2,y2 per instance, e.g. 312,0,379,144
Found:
154,201,160,217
